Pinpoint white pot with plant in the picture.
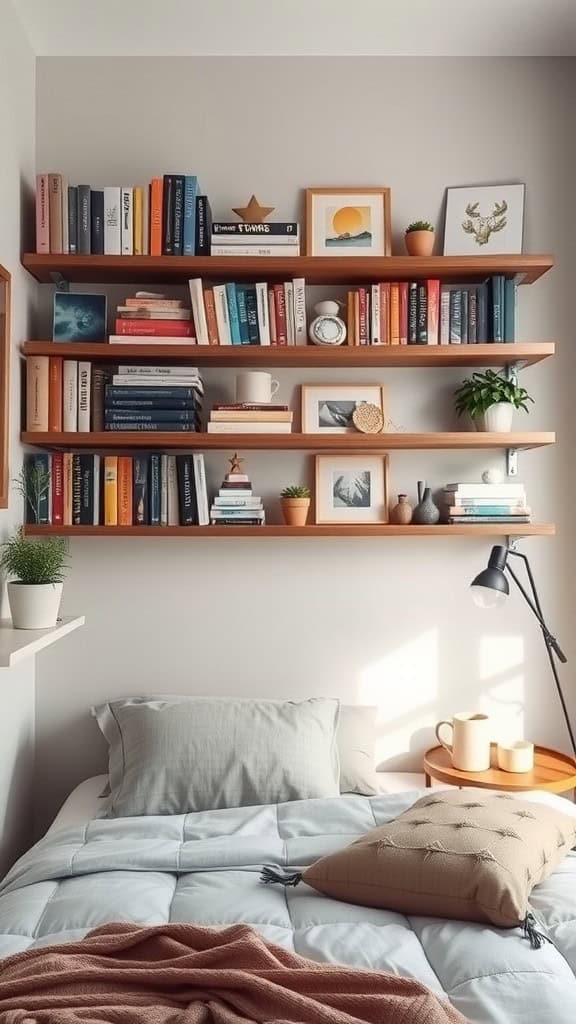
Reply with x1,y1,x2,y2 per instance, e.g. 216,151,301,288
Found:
404,220,435,257
280,485,311,527
454,369,534,433
1,528,68,629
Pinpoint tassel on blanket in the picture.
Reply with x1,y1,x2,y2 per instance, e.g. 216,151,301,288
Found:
523,912,551,949
260,866,303,887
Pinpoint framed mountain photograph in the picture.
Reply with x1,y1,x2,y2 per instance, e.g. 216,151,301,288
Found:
443,183,525,255
301,384,386,434
305,187,391,257
315,454,389,524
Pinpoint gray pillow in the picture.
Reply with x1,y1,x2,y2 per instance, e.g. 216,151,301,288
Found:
92,696,340,817
338,705,378,795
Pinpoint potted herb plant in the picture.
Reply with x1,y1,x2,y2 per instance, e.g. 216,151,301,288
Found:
0,528,69,628
404,220,435,257
454,369,534,432
280,485,311,527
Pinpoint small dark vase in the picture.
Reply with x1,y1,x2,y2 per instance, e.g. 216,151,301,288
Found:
412,481,440,525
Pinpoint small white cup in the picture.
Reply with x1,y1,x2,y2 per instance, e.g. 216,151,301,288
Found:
235,371,280,405
497,741,534,773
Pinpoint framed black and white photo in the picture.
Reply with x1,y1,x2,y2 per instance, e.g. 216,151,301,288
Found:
443,183,525,255
315,454,389,524
301,385,385,435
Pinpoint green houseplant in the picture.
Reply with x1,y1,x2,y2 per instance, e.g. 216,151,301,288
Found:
454,369,533,432
280,485,311,527
0,528,69,628
405,220,435,257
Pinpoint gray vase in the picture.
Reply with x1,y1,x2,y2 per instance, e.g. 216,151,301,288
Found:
412,481,440,525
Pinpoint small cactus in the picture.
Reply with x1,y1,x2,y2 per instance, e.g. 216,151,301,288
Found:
406,220,434,233
280,485,311,499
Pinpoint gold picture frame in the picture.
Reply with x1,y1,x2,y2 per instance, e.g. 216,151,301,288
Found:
305,187,392,257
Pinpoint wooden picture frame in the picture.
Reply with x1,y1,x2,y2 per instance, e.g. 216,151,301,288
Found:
305,187,392,257
315,454,390,524
301,384,386,434
0,266,10,509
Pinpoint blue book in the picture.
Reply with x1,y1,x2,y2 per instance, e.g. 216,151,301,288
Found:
226,283,242,345
105,410,196,424
172,176,185,256
176,455,197,524
236,286,250,344
504,278,517,342
25,453,51,524
107,422,195,432
244,287,260,344
150,454,161,525
105,397,196,410
183,176,199,255
106,386,198,401
133,455,150,524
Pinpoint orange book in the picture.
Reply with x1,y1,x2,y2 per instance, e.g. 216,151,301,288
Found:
149,178,163,256
399,282,409,345
104,456,118,526
118,456,133,526
427,279,440,345
48,357,63,432
390,283,400,345
346,291,354,346
379,283,390,344
204,289,220,345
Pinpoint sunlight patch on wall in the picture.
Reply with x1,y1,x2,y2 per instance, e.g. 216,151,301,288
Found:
478,634,525,742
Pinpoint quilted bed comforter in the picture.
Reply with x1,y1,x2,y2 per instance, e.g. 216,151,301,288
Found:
0,789,575,1023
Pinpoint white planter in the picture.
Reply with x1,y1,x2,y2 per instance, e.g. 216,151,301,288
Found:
474,402,514,433
7,582,63,629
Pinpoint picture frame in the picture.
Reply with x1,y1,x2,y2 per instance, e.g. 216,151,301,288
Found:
0,265,10,508
315,454,389,524
305,187,392,257
443,183,525,256
301,384,386,435
52,291,107,342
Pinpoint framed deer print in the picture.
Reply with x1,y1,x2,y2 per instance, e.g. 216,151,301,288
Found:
443,184,525,255
0,266,10,508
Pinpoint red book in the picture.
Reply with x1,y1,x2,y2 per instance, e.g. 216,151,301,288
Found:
149,178,163,256
379,283,390,344
358,288,368,345
203,289,220,346
273,285,287,346
427,279,440,345
51,452,64,526
390,284,400,345
48,357,63,432
399,283,409,346
114,318,192,337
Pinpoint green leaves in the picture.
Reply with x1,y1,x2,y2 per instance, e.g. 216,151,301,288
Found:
454,369,534,418
0,528,69,584
280,485,311,499
406,220,434,233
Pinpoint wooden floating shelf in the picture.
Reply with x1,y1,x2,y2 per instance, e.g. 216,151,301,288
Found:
21,253,554,286
23,524,556,538
21,431,555,452
21,342,556,369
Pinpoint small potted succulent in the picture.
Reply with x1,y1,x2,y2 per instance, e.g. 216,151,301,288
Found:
404,220,435,257
454,369,534,433
280,485,311,527
0,527,69,628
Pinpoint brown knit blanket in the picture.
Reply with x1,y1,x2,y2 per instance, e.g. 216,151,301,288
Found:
0,922,467,1023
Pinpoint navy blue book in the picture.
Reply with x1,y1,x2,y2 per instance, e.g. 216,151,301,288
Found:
172,175,185,256
106,410,196,424
461,290,469,344
408,283,418,344
90,190,104,255
195,195,212,255
162,175,175,255
24,453,51,524
176,455,198,524
105,397,197,410
244,287,260,344
106,422,195,432
79,454,95,525
68,186,78,254
106,386,199,401
504,278,517,342
150,454,161,525
416,283,427,344
133,455,150,525
235,286,251,345
77,185,91,254
476,283,488,342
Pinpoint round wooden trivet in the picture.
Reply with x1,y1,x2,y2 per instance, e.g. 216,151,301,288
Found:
353,403,384,434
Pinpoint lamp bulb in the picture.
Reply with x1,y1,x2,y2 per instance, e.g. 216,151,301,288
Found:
471,585,508,609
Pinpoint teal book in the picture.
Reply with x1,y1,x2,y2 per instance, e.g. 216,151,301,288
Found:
235,286,250,344
504,278,517,342
226,283,242,345
183,176,199,256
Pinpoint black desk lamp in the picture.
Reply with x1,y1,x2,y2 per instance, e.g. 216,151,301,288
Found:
471,544,575,757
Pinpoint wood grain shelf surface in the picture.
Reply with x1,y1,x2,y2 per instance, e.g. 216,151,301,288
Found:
21,253,554,286
23,524,556,538
21,342,556,369
21,431,555,451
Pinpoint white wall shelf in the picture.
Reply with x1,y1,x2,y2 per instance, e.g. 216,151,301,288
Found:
0,616,85,667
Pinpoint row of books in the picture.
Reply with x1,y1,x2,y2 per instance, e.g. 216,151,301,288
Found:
35,173,211,257
113,292,193,340
25,452,210,527
441,482,530,524
210,222,300,257
25,358,203,433
188,277,306,346
346,277,517,346
207,403,293,435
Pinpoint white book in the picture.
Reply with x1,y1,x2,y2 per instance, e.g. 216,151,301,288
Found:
93,455,100,525
268,290,277,345
112,376,202,389
211,244,301,257
104,187,121,255
255,283,270,346
207,422,292,434
108,335,195,346
371,284,381,344
440,288,450,345
193,453,209,526
292,277,307,345
210,233,299,245
61,176,69,254
213,284,231,345
444,483,526,497
213,497,263,507
77,362,91,432
117,365,200,376
121,187,133,255
160,454,169,525
188,278,209,345
450,496,527,506
63,360,78,431
284,282,295,345
167,455,179,525
218,488,252,497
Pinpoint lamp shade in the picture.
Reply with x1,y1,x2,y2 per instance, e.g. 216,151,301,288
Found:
470,545,510,608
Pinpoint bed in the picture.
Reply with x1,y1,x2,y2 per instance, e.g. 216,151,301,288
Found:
1,774,576,1023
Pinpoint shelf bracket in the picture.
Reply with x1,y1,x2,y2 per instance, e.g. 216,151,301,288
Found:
505,364,520,385
507,447,519,476
49,272,69,291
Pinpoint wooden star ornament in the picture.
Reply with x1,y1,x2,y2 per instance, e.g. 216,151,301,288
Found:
228,453,245,475
232,195,275,223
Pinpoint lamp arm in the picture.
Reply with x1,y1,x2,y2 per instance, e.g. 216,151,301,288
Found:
507,551,567,663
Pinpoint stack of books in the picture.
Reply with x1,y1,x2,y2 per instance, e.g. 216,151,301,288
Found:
110,292,194,345
211,221,300,257
210,455,265,526
188,277,306,346
346,276,516,345
207,403,293,435
35,173,211,256
104,365,203,432
442,482,530,525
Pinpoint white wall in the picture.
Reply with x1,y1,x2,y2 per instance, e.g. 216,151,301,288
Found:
34,56,575,833
0,0,37,873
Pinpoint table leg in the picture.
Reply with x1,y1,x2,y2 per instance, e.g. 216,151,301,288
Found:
425,773,431,788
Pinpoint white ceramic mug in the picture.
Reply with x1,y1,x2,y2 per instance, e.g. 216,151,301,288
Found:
497,741,534,773
435,712,492,772
235,371,280,405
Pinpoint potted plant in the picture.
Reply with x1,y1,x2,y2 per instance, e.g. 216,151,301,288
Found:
0,528,69,628
454,369,534,432
404,220,435,257
280,485,311,527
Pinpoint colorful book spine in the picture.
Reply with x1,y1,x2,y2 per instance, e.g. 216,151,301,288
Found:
284,282,295,345
77,362,91,432
51,452,64,526
226,283,242,345
106,421,194,432
182,176,198,255
203,288,220,346
77,185,91,254
118,456,133,526
370,284,380,344
133,186,144,255
35,174,50,253
256,283,271,346
90,189,105,255
48,357,63,432
104,456,118,526
121,186,133,256
160,454,168,526
237,287,250,344
439,287,450,345
268,290,277,346
114,319,192,337
133,455,150,525
48,173,63,254
195,195,211,256
399,282,408,345
172,176,184,256
72,454,81,524
408,282,418,344
292,278,306,345
358,288,368,345
149,178,163,256
63,452,73,526
273,285,287,345
162,175,175,255
245,288,260,344
427,279,440,345
106,410,196,424
379,282,390,344
26,356,49,432
416,283,427,344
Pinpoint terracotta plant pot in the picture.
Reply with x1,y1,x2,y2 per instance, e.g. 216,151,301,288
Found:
281,498,310,527
405,230,435,257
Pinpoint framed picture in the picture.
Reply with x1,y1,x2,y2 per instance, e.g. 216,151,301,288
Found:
443,183,525,255
302,384,386,435
305,187,391,257
315,454,389,524
53,291,107,342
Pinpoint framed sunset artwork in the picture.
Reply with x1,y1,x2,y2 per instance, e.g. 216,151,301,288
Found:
305,188,392,257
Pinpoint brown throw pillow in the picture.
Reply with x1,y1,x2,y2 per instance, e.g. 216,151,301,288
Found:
264,790,576,937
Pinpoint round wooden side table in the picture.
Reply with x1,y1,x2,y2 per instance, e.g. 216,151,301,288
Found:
424,744,576,795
